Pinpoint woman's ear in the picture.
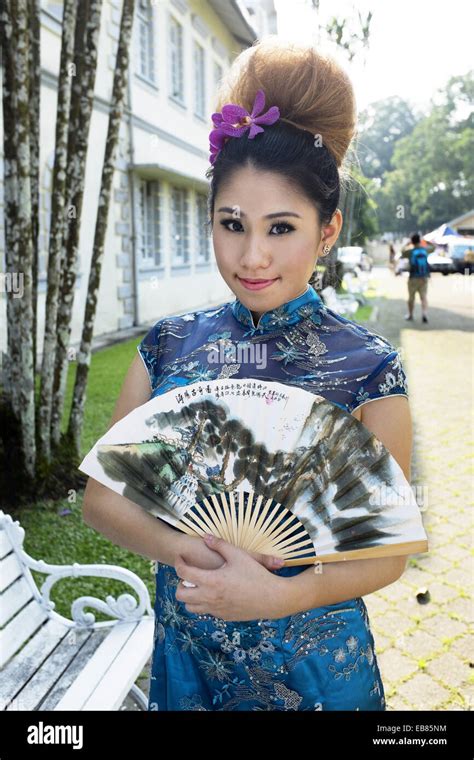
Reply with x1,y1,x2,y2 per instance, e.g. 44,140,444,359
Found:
319,209,343,255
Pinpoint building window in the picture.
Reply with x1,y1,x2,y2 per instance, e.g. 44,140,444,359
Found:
136,0,155,83
193,41,205,118
196,194,210,263
45,2,63,19
169,16,184,102
170,187,189,266
213,60,223,89
138,179,161,267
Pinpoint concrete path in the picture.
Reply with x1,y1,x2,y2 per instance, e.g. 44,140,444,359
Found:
363,267,473,711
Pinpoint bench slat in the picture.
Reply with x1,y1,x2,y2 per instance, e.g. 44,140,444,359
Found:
0,617,69,709
54,621,147,711
82,617,154,710
5,626,97,711
38,628,110,710
0,599,49,670
0,529,13,560
0,576,34,627
0,552,23,593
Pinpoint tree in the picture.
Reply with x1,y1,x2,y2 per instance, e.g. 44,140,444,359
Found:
355,72,473,236
358,97,418,180
37,0,78,465
49,0,103,453
67,0,135,456
0,0,136,507
0,0,37,486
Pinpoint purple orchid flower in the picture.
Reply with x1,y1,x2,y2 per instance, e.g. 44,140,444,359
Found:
209,89,280,164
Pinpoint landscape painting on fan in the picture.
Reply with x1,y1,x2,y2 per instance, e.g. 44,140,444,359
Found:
78,378,428,567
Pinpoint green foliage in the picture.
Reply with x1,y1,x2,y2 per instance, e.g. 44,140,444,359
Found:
357,70,473,235
358,96,419,179
340,169,379,245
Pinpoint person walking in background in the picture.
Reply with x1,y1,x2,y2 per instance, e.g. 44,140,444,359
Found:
388,243,396,272
404,233,430,323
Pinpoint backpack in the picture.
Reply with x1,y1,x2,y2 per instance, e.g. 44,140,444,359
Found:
409,246,430,278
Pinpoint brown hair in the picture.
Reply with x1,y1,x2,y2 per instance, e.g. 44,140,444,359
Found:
213,36,357,172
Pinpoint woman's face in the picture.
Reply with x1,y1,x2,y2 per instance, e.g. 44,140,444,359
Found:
212,165,342,320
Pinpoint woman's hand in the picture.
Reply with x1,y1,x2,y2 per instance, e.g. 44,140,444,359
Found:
172,531,286,573
174,534,288,621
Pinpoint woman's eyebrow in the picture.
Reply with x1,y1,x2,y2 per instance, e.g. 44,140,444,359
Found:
217,206,301,219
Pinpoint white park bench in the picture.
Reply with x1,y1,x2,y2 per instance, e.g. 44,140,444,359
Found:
0,509,155,711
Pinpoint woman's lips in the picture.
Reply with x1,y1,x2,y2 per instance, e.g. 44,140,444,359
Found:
237,277,278,291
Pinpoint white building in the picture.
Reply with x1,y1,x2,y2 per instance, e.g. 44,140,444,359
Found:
0,0,276,362
243,0,278,36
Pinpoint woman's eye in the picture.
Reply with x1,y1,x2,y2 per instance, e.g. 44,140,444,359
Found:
270,222,295,235
220,219,295,234
220,219,243,233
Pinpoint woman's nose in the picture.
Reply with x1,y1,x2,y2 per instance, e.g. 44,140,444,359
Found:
240,238,271,268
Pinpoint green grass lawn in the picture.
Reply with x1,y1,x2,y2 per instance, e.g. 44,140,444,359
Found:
61,337,142,459
353,303,374,322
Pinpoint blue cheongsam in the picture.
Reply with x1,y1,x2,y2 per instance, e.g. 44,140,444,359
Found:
136,284,409,711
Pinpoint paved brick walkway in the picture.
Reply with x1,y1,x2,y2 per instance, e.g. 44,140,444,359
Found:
123,267,473,711
363,267,473,711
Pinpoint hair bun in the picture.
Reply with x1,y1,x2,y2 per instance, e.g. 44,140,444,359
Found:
214,36,357,169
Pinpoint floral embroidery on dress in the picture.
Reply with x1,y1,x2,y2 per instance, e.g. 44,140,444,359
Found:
138,284,408,412
148,561,385,711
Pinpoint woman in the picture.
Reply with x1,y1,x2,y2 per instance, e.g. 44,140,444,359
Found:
84,37,413,711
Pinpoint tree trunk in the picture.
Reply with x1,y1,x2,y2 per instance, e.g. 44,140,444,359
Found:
0,1,23,498
37,0,77,465
0,0,36,485
1,2,20,403
50,0,102,448
27,0,40,379
68,0,135,454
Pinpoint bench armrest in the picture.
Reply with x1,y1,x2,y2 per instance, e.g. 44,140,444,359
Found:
1,511,154,629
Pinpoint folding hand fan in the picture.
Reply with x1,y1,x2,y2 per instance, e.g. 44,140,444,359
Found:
78,378,428,567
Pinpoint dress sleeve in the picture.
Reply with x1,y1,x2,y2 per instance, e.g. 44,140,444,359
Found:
136,319,163,393
351,350,409,412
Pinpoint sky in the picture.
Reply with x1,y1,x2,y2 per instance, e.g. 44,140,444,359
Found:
274,0,473,114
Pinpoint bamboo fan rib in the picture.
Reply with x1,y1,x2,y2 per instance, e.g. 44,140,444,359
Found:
78,378,429,567
175,491,315,561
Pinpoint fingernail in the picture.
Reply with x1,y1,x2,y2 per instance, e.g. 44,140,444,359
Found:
274,558,284,565
204,533,214,542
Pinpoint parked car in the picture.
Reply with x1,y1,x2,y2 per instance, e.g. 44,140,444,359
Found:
427,251,455,275
336,246,372,274
446,238,474,274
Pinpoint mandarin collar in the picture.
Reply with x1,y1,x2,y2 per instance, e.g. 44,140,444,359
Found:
230,284,324,335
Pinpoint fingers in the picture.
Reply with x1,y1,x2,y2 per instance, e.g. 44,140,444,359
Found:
200,535,285,570
174,553,207,587
255,552,285,570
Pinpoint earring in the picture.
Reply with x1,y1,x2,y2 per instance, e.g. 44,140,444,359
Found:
322,244,331,257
